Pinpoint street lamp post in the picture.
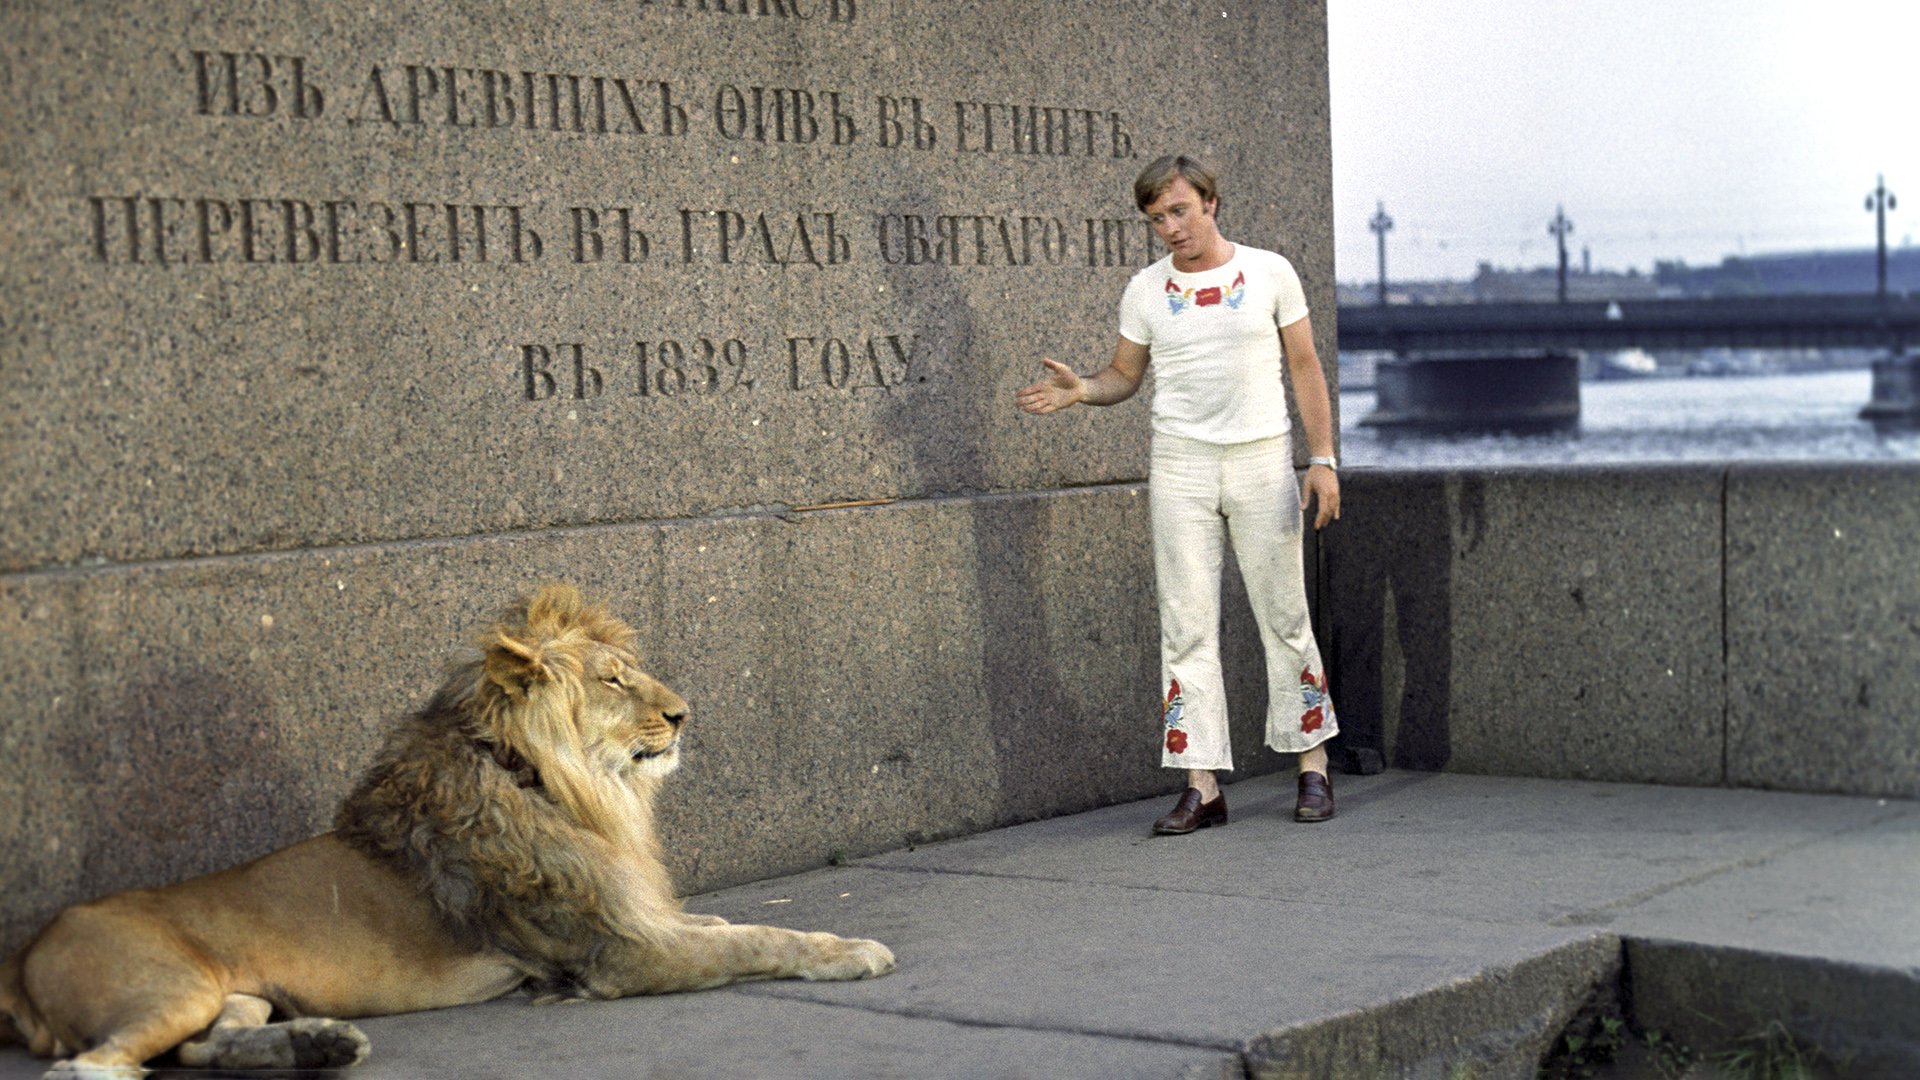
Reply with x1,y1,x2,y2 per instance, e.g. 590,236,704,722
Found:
1865,174,1898,303
1548,206,1574,303
1368,201,1394,306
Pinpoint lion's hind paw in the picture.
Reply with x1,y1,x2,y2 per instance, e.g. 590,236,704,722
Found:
44,1061,146,1080
180,1017,370,1070
804,937,895,981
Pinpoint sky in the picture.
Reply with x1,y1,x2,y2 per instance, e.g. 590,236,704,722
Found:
1326,0,1920,285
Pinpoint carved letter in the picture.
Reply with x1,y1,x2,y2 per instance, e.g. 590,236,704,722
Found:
481,69,517,128
289,55,324,118
714,83,747,140
348,66,399,126
282,199,321,264
786,336,815,390
827,91,856,145
567,342,602,399
522,345,557,400
403,65,440,125
87,196,136,263
660,81,688,135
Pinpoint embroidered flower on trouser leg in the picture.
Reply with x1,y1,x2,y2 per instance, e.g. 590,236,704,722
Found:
1300,667,1329,734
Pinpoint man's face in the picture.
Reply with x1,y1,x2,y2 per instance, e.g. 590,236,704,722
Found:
1143,176,1220,265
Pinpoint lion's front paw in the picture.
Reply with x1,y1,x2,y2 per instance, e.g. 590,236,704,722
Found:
803,936,896,981
178,1018,369,1070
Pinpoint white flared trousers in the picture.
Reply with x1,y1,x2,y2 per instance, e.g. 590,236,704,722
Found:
1151,432,1337,771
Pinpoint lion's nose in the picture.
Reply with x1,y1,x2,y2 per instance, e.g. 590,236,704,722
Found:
664,710,687,730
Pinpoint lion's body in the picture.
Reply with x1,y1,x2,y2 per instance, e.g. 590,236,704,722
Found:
1,586,893,1077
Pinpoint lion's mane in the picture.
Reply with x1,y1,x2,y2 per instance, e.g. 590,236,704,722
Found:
333,586,681,991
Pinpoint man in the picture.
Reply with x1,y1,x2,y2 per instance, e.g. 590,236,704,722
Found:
1015,154,1341,834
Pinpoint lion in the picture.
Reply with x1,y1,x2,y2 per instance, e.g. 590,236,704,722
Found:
0,584,894,1078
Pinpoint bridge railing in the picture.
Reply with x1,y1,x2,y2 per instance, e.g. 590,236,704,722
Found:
1337,294,1920,352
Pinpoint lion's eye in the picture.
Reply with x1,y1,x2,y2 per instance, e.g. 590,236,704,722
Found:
603,675,625,688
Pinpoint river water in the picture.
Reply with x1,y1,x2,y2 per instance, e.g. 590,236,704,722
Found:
1337,369,1920,468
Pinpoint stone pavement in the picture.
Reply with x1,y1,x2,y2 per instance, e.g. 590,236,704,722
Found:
4,770,1916,1079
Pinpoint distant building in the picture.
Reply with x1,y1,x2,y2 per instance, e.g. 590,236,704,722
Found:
1333,278,1476,307
1654,247,1920,297
1335,266,1658,306
1469,264,1662,303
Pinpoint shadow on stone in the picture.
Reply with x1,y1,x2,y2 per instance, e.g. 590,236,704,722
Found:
1325,471,1459,775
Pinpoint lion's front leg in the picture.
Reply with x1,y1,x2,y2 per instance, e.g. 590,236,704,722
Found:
591,923,894,996
175,994,368,1071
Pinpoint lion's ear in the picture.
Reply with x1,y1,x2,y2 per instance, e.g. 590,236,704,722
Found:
484,631,554,696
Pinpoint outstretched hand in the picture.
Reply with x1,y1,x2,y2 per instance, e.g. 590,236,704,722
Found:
1301,464,1341,530
1015,358,1084,414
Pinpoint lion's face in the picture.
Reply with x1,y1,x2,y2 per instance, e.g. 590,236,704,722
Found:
478,585,691,787
578,644,689,780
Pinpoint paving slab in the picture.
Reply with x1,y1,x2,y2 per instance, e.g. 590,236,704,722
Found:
346,992,1227,1080
691,866,1601,1049
861,771,1906,925
1609,807,1920,965
2,770,1914,1080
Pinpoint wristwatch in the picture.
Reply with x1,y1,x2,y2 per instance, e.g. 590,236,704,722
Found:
1308,455,1338,471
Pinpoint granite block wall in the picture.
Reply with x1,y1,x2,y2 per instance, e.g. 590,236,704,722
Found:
1724,463,1920,797
1325,463,1920,800
0,0,1336,952
3,490,1277,954
1324,467,1726,785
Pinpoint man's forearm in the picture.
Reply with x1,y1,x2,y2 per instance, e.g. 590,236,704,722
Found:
1079,365,1142,406
1289,356,1337,457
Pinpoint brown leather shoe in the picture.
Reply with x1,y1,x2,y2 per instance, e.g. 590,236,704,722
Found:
1295,771,1335,822
1152,788,1227,835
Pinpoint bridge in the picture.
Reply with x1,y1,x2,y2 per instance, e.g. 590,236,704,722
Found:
1336,293,1920,352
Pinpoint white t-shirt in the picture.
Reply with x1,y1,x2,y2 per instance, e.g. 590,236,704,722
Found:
1117,244,1309,444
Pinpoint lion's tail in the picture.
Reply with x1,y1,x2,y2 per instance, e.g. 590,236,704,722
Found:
1,947,53,1054
0,949,26,1047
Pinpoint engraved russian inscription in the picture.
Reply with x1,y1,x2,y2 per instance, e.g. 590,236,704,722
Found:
86,196,1158,270
521,344,602,401
176,50,1143,163
953,101,1135,158
569,208,651,264
713,85,856,145
676,209,850,266
637,338,755,397
639,0,856,20
874,214,1070,267
512,332,926,404
875,95,936,150
87,197,544,264
345,65,687,136
1085,217,1158,267
785,334,919,392
189,50,324,119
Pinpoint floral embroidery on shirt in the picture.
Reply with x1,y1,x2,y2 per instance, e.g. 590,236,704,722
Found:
1163,272,1247,315
1299,666,1329,734
1164,279,1188,315
1165,727,1189,754
1224,271,1246,309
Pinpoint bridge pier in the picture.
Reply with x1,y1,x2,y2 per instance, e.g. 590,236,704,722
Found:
1860,349,1920,428
1362,351,1580,433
